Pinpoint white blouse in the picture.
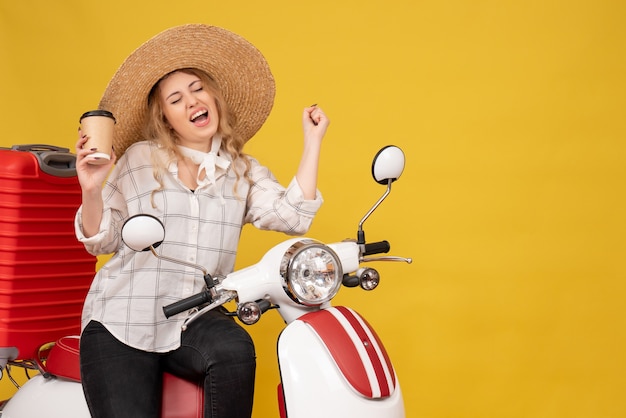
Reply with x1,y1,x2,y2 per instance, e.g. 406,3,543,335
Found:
75,141,323,352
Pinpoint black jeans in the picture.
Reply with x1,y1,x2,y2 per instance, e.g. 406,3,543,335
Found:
79,310,256,418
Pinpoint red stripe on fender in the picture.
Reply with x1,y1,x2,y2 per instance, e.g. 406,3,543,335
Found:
300,309,373,397
335,306,395,396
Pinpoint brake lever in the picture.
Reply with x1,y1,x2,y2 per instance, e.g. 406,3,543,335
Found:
181,290,238,331
360,255,412,264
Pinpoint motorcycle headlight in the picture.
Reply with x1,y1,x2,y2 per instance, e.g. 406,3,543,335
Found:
280,239,343,306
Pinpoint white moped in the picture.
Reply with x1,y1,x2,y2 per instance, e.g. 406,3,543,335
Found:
0,145,411,417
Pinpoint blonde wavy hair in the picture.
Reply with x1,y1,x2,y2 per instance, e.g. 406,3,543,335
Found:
142,68,252,205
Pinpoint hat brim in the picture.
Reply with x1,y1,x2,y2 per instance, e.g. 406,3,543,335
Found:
98,24,275,158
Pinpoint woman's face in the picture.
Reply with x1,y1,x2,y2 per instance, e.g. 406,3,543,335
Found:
158,70,220,151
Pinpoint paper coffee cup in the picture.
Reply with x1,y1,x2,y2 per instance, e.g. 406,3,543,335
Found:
80,110,116,165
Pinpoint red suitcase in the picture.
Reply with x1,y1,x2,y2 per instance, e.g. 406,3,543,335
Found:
0,144,96,361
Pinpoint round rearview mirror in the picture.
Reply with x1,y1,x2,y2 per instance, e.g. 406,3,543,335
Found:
371,145,405,185
121,214,165,252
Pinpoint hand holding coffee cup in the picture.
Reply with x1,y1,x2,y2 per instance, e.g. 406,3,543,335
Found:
79,110,116,165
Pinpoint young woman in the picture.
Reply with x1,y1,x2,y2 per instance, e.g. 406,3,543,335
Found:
74,24,329,418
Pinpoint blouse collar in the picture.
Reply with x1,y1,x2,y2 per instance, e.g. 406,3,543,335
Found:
177,135,231,190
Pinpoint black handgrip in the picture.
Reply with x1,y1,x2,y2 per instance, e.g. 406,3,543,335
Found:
163,292,211,318
363,240,390,256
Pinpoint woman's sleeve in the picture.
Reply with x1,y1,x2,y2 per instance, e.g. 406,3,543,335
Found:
74,161,129,256
244,159,323,235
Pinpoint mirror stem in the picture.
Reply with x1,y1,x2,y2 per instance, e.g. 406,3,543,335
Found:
357,179,393,244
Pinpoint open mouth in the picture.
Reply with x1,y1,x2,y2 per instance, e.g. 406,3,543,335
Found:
190,109,209,125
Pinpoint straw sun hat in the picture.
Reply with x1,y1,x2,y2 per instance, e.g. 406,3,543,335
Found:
98,24,276,158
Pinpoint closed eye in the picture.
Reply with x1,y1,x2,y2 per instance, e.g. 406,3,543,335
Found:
190,80,203,93
166,92,183,105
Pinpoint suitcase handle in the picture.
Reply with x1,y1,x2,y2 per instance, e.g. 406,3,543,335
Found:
11,144,77,178
11,144,70,153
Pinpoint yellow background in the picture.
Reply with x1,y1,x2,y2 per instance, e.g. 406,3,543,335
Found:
1,0,625,417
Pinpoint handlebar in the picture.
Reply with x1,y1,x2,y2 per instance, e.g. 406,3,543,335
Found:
363,240,390,256
163,291,211,318
163,239,394,319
